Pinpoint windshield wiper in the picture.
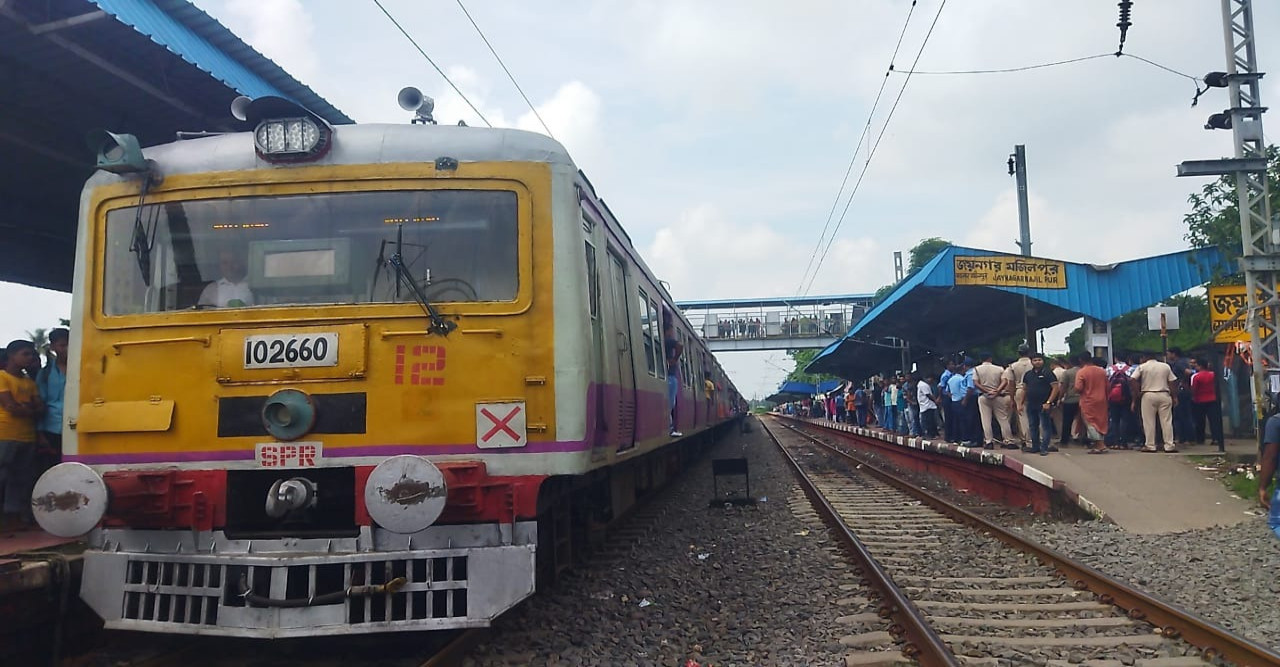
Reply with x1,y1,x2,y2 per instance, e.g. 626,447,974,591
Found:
387,252,456,337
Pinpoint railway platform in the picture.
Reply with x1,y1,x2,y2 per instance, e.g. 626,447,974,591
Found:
783,416,1258,534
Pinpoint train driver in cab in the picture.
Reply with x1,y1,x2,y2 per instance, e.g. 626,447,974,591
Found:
199,248,255,308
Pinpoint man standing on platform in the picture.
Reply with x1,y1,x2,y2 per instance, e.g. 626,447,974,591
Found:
973,352,1015,449
1131,351,1178,453
957,357,980,447
1018,352,1059,455
945,360,967,444
1075,353,1110,454
1008,345,1034,449
1166,347,1195,446
1058,355,1084,447
918,374,939,437
1258,397,1280,539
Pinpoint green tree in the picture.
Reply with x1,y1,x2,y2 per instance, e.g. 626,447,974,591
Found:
785,348,837,384
872,237,954,306
27,327,48,355
908,237,951,273
1064,294,1210,356
1184,144,1279,284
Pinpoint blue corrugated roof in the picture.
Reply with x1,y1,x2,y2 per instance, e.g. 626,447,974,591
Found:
874,245,1228,327
817,379,844,393
89,0,353,124
775,381,817,396
811,245,1232,368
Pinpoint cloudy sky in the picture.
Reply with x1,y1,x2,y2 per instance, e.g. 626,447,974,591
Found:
3,0,1276,399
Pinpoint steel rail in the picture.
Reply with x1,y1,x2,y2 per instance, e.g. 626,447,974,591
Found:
761,419,959,666
781,417,1280,667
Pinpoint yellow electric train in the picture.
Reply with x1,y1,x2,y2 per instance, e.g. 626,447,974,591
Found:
31,93,742,637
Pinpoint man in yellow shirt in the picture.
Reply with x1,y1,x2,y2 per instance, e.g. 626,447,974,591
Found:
703,376,715,422
0,340,44,527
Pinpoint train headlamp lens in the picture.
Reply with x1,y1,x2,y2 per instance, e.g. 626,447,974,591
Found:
254,117,327,160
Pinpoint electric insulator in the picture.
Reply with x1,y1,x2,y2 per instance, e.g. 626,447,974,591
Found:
1204,112,1232,131
1203,72,1229,88
1117,0,1133,30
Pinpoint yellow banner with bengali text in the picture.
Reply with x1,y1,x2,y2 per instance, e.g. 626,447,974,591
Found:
1208,284,1272,343
953,255,1067,289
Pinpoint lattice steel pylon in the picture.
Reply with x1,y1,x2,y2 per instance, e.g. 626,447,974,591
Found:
1182,0,1275,431
1222,0,1276,426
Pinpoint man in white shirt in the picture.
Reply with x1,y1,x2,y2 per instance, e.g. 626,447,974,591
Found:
199,250,255,308
917,375,939,437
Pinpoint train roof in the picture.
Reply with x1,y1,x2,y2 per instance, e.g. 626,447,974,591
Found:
86,124,574,188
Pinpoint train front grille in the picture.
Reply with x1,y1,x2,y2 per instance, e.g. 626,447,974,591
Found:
119,554,470,626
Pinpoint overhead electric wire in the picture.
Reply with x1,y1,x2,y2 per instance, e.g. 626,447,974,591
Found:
372,0,492,127
1121,53,1200,82
891,51,1200,82
454,0,555,139
802,0,948,296
896,52,1112,75
794,0,919,299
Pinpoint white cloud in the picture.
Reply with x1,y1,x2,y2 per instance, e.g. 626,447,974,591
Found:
516,81,603,162
646,203,888,302
222,0,320,85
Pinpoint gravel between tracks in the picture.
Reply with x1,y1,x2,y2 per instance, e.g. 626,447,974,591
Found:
1024,517,1280,652
465,421,861,667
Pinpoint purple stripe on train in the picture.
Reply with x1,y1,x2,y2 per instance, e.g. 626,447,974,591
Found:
66,382,724,465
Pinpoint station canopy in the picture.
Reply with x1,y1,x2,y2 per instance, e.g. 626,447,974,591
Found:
0,0,353,291
807,244,1233,379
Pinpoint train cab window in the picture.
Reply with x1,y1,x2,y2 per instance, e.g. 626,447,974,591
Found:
102,189,518,315
638,289,656,376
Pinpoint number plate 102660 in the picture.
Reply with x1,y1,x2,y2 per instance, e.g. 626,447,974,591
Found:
244,333,339,369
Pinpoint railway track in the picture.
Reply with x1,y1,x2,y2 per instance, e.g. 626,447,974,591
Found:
764,417,1280,667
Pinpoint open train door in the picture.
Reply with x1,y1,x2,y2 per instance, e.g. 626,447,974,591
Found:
607,250,637,451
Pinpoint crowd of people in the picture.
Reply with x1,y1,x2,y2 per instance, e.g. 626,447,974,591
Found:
0,329,68,532
783,344,1225,456
713,314,847,339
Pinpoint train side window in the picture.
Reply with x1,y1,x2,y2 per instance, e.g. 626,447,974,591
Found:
638,289,656,376
649,299,664,379
584,242,599,320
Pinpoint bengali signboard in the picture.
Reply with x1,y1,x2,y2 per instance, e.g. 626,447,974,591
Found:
1209,284,1271,343
953,255,1067,289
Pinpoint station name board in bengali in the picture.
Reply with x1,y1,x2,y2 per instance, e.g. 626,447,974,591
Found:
1209,284,1272,343
953,255,1067,289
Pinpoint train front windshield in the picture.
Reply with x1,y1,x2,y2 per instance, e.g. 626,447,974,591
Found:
101,189,518,315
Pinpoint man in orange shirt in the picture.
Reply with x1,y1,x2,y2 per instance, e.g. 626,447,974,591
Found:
0,340,44,528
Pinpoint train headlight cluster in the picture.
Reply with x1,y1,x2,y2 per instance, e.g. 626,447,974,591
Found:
254,117,329,161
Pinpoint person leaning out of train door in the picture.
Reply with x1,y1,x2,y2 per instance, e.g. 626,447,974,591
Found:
703,372,715,421
663,316,683,437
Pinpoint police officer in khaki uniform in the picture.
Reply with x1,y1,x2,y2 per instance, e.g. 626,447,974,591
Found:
1007,345,1034,448
1130,351,1179,452
973,352,1015,449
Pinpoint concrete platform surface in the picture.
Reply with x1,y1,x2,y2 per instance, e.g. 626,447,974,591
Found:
0,526,76,557
1001,441,1257,534
785,416,1261,535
